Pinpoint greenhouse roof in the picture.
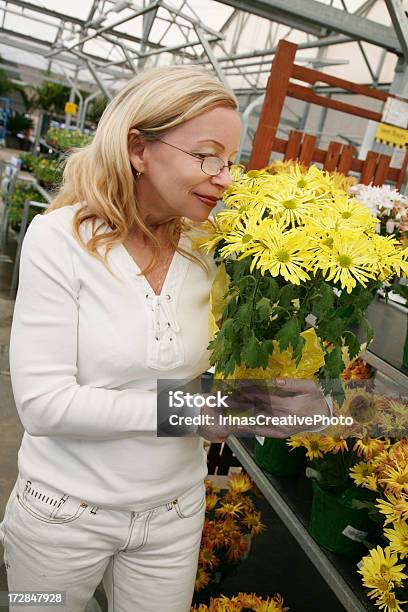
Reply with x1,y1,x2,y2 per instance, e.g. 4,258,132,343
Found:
0,0,406,97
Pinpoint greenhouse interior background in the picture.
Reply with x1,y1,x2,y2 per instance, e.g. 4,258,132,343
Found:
0,0,407,611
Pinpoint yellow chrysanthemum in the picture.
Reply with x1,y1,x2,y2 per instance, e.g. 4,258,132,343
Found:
218,214,268,258
312,230,377,293
380,464,408,496
350,460,378,490
375,589,407,612
241,511,266,536
227,472,253,495
328,195,378,230
247,224,311,283
377,493,408,526
323,435,349,454
353,437,387,460
205,492,219,512
384,521,408,559
262,185,319,226
304,433,329,460
358,545,407,593
288,433,331,458
276,163,333,195
198,546,220,570
370,234,408,280
194,567,211,591
215,501,244,518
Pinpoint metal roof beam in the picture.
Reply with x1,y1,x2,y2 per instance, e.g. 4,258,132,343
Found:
1,0,160,49
195,34,352,65
45,2,160,58
1,0,85,26
216,0,402,54
0,30,131,79
385,0,408,61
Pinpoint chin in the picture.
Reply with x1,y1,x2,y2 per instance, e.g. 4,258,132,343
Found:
186,210,212,223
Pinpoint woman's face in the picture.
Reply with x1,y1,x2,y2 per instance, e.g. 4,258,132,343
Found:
129,106,242,224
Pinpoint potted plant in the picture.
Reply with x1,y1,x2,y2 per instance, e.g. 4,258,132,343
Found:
355,438,408,611
32,156,63,189
7,181,44,231
45,127,93,150
197,162,407,481
193,474,265,604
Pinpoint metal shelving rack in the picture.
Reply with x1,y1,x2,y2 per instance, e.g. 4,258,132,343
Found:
227,350,408,612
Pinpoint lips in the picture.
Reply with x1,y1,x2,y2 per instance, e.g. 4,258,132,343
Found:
193,193,220,206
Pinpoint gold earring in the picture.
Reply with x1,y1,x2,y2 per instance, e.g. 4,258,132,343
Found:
136,170,142,178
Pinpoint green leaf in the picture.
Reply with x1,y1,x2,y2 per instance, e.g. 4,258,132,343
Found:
361,317,374,347
343,331,360,360
225,296,238,319
278,285,296,310
235,301,253,329
312,283,334,318
322,346,344,379
319,317,347,344
220,318,234,340
230,257,251,282
256,297,271,321
275,318,300,352
350,287,377,312
336,305,354,319
224,355,237,378
262,277,279,302
261,339,274,356
208,337,225,367
241,331,269,368
293,335,306,365
242,331,259,368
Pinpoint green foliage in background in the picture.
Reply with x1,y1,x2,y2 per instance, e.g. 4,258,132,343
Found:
86,95,108,126
45,127,93,150
33,81,71,114
18,152,37,172
32,156,63,188
7,181,44,230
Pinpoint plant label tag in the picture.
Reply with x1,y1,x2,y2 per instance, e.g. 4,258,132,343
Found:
342,525,368,542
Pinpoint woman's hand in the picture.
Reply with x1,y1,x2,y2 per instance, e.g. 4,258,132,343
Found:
197,378,331,441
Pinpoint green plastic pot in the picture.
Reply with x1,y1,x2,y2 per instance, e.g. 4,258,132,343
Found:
254,437,306,477
309,481,373,557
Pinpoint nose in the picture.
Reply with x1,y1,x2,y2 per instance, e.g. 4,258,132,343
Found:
210,165,233,189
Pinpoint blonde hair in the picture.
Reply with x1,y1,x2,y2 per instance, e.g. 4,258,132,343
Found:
47,65,238,273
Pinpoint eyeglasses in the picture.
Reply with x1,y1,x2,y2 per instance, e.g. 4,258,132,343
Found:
155,138,236,177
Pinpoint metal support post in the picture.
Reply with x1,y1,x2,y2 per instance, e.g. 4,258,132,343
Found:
86,61,113,100
194,26,230,89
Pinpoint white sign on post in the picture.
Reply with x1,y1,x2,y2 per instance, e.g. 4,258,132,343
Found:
382,98,408,129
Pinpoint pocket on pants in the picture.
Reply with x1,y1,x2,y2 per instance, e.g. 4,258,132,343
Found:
173,482,205,519
16,479,88,525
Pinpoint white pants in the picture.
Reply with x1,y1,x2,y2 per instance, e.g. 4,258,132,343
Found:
0,475,205,612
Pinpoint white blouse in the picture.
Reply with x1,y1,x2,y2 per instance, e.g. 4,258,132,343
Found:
9,203,217,510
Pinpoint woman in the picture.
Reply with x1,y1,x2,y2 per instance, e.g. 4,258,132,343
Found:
1,64,329,611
